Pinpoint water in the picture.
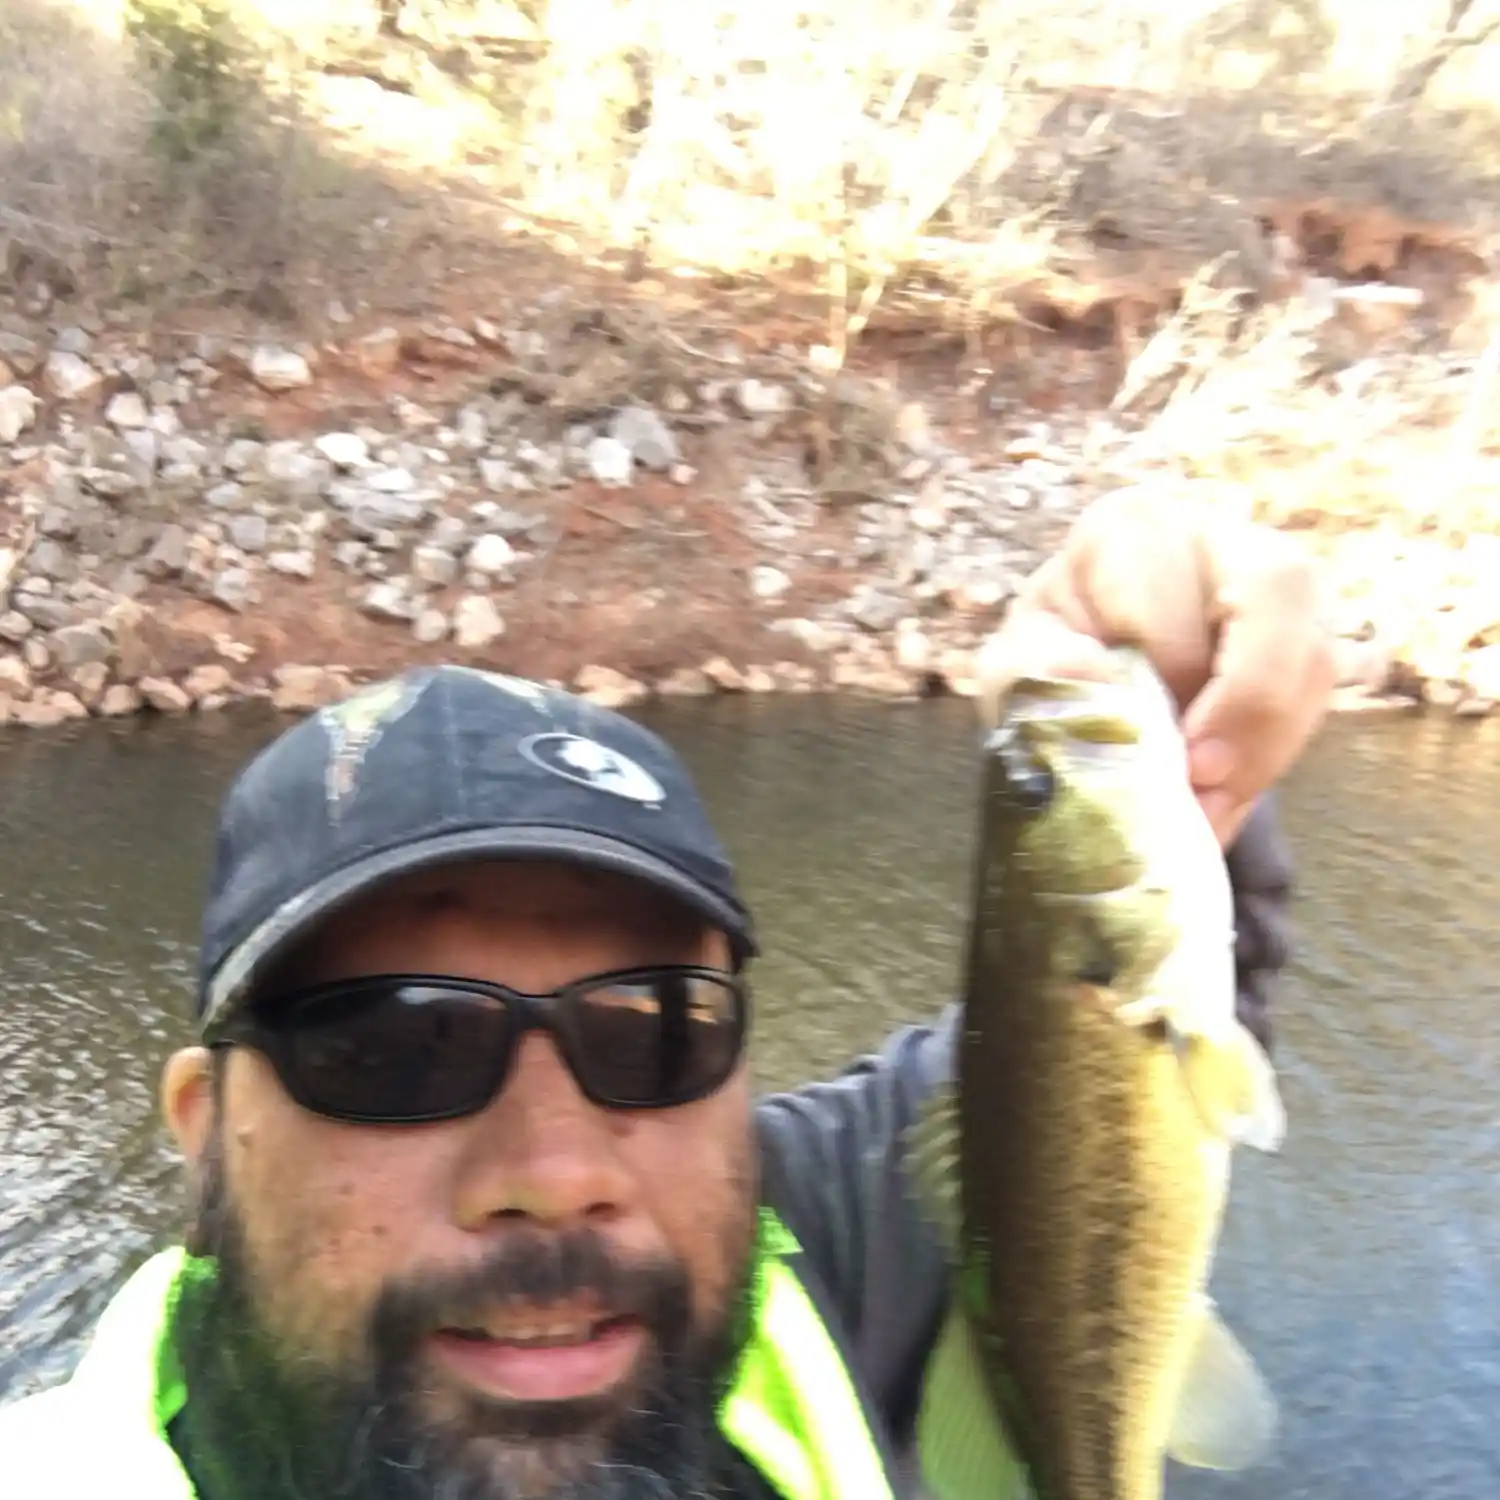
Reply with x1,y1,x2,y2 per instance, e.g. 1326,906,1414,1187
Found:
0,698,1497,1496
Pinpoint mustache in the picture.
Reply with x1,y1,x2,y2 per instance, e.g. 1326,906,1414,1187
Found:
372,1227,694,1353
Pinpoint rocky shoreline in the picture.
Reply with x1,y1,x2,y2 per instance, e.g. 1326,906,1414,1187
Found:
2,312,1499,731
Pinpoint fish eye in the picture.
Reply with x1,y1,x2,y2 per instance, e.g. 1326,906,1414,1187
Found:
991,733,1055,813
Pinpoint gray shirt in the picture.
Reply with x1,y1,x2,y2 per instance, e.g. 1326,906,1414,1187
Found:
753,793,1294,1481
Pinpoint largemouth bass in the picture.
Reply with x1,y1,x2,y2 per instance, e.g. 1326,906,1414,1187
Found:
911,649,1286,1500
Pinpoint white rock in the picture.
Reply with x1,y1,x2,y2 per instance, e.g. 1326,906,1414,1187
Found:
749,564,792,601
585,435,634,488
608,406,680,471
733,378,791,417
452,594,505,648
314,431,369,469
412,607,450,644
43,351,102,401
466,534,515,575
105,391,149,429
367,466,416,494
249,345,313,393
0,385,39,444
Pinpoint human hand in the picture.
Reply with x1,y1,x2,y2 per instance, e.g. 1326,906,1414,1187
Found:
972,487,1336,846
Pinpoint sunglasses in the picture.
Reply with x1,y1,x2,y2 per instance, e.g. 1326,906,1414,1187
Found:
206,965,750,1123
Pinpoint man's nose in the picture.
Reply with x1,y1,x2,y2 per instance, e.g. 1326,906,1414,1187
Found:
449,1031,635,1231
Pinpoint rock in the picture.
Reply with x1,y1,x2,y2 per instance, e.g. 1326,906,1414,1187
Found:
454,407,488,452
249,345,313,392
23,635,52,674
314,432,369,469
733,379,791,418
452,594,505,649
656,666,714,696
68,661,109,707
99,682,143,717
847,586,907,634
44,350,102,400
14,592,75,631
144,524,191,578
585,436,634,488
412,608,449,644
139,676,193,713
228,514,269,554
0,385,39,443
211,567,255,613
0,612,30,643
14,691,79,728
465,534,515,576
105,391,149,429
80,466,141,503
748,564,791,601
28,539,76,583
268,545,317,579
353,327,401,378
608,407,680,471
184,663,234,702
411,544,459,587
271,665,351,713
701,656,746,691
0,333,42,377
361,582,414,622
367,466,416,494
0,655,33,699
49,622,112,668
575,664,647,708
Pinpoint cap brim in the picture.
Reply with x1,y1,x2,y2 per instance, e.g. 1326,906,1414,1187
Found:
200,826,757,1033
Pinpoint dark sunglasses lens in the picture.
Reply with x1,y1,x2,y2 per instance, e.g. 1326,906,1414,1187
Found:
562,972,742,1106
281,985,507,1121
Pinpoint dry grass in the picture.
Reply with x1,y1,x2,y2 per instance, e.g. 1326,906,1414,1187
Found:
5,0,1500,529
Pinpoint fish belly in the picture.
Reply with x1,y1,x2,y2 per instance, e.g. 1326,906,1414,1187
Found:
958,978,1228,1500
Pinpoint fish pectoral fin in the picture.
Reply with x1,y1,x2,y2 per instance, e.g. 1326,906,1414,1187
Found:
906,1082,963,1250
1176,1021,1287,1153
917,1303,1032,1500
1166,1294,1279,1472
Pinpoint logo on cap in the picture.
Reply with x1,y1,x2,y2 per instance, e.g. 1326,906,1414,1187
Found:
319,675,426,814
519,732,666,806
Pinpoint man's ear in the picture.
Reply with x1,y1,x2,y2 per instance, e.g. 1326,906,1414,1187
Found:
161,1046,216,1167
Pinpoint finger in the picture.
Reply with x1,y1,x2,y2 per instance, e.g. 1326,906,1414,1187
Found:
1062,489,1219,710
1181,527,1336,810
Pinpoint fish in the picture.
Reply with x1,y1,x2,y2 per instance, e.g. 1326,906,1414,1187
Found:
909,648,1287,1500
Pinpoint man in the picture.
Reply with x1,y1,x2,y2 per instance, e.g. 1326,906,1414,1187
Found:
0,491,1334,1499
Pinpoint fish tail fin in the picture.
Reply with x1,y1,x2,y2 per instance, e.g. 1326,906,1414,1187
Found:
1178,1020,1287,1153
1166,1294,1279,1472
917,1303,1033,1500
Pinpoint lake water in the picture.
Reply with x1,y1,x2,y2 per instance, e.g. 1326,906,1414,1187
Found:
0,697,1496,1497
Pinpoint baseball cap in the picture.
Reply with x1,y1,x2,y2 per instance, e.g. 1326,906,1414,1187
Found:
197,665,757,1034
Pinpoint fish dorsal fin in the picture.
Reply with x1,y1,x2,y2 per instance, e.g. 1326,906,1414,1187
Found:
1167,1294,1279,1471
917,1303,1034,1500
1174,1021,1287,1153
906,1081,963,1252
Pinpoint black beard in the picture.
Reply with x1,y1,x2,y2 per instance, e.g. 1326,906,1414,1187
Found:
169,1137,760,1500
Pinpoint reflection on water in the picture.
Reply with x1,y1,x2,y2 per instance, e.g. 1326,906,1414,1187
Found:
0,699,1497,1496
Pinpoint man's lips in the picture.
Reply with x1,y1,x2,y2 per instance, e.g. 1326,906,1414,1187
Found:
427,1314,647,1403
